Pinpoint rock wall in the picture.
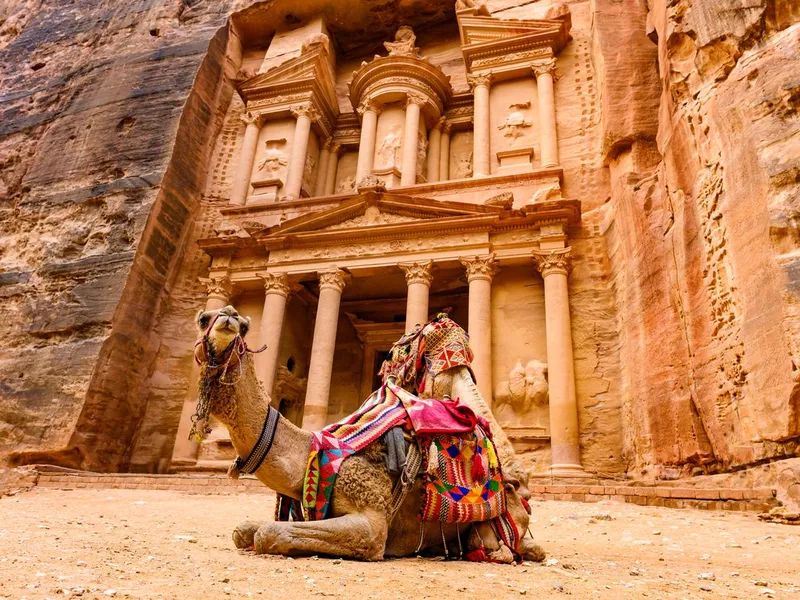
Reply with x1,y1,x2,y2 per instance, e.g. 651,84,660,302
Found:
600,0,800,475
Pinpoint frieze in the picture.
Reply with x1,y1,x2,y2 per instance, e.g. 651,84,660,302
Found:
471,48,551,69
246,93,311,109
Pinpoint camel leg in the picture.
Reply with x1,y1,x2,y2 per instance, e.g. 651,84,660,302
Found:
232,520,267,549
254,510,388,561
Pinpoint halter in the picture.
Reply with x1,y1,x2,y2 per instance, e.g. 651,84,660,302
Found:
227,404,280,479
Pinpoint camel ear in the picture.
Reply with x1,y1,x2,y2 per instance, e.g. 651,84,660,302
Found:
197,310,214,331
239,315,251,337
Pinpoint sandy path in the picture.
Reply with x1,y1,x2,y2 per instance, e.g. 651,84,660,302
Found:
0,489,798,599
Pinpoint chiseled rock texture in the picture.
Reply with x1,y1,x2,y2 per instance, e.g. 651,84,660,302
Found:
601,0,800,475
0,0,798,488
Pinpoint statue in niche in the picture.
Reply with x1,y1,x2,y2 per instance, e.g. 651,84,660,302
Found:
383,26,420,58
302,154,317,194
498,109,533,140
336,176,356,194
378,126,402,168
494,359,549,429
257,139,288,179
416,131,428,180
452,151,473,179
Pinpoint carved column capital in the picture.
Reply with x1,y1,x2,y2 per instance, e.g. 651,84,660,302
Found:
318,268,347,293
357,97,380,117
532,247,572,277
240,111,262,127
406,92,427,108
200,276,233,302
532,58,557,78
257,272,291,297
441,121,452,135
322,138,334,152
291,103,320,122
467,72,493,90
460,254,498,282
329,142,343,156
398,260,433,287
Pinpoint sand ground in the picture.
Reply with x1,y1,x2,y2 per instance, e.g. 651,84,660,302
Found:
0,488,798,599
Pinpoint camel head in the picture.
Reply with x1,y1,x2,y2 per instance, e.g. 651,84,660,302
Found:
196,305,251,356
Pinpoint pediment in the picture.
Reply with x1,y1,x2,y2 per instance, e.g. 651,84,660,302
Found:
254,191,506,240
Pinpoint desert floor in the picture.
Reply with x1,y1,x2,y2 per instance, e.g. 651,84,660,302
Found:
0,489,798,599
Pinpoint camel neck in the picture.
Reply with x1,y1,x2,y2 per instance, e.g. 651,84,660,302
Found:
207,358,312,500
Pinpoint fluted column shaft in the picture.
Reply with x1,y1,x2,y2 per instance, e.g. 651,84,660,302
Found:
283,104,316,200
439,123,451,181
302,269,347,431
324,143,341,195
533,248,585,476
534,59,559,168
461,255,497,405
230,114,261,206
399,261,433,332
255,273,290,396
401,93,425,187
356,100,379,185
313,141,332,197
172,277,233,463
426,120,442,183
469,73,492,177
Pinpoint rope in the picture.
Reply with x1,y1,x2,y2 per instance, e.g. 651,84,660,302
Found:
388,441,422,524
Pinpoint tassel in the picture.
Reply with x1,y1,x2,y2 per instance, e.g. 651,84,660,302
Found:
472,453,486,482
227,460,241,480
486,439,499,469
427,440,439,475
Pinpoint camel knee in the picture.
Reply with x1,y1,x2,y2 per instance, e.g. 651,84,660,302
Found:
519,537,546,562
253,522,287,555
232,520,263,550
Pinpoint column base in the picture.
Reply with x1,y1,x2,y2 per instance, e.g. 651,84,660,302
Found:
530,463,592,479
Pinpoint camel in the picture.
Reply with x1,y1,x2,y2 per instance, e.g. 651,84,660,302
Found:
192,305,544,562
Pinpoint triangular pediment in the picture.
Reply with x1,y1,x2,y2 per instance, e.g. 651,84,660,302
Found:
254,191,506,240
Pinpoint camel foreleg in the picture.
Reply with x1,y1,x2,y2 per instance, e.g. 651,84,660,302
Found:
253,510,388,561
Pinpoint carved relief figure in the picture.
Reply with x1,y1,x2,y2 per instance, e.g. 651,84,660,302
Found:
494,359,549,429
302,154,316,194
452,151,473,179
383,26,419,57
498,110,533,140
257,140,288,179
416,131,428,181
336,176,356,194
377,126,402,168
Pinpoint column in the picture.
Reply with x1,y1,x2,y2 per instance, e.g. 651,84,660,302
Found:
532,247,586,476
283,103,317,200
468,72,492,177
323,142,341,195
255,272,291,396
533,58,559,168
313,140,332,197
426,119,442,183
302,268,347,431
355,98,380,186
230,113,261,206
398,260,433,332
460,254,497,406
439,122,451,181
171,276,233,464
401,93,426,187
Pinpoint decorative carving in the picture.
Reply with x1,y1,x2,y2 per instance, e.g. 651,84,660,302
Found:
247,93,310,109
258,272,290,297
532,247,572,277
301,32,329,54
318,268,347,292
467,72,493,90
498,110,533,139
377,126,403,168
398,260,433,286
383,26,420,58
494,359,549,429
452,151,473,179
240,112,260,127
336,176,356,193
532,58,557,77
291,103,320,122
484,191,514,209
302,154,316,193
357,98,380,117
456,0,488,10
200,276,233,301
440,121,452,135
257,139,288,178
416,130,428,179
329,142,343,156
460,254,498,282
471,50,547,69
327,206,417,230
406,91,427,107
357,174,386,190
531,183,562,203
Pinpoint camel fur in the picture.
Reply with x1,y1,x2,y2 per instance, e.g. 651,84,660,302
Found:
194,305,544,562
